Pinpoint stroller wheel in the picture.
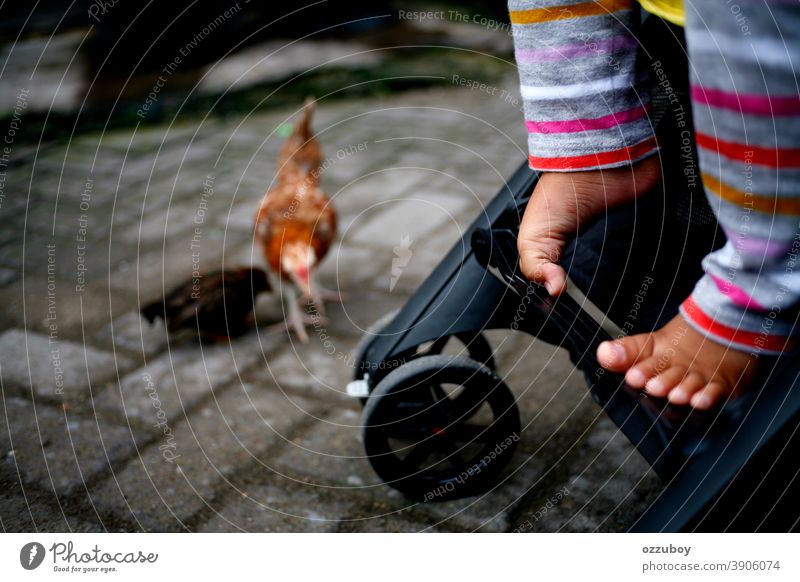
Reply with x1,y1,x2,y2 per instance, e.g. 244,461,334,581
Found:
352,310,496,383
362,355,520,501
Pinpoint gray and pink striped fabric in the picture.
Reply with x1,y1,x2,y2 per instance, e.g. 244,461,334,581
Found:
510,0,800,354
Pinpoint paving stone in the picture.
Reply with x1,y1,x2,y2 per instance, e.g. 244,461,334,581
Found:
271,407,377,488
220,200,259,232
95,331,283,423
94,311,169,360
0,474,104,532
335,503,451,533
316,242,386,290
346,194,473,251
198,480,363,533
567,417,662,532
376,224,465,294
511,417,663,533
218,133,281,167
0,274,139,343
315,148,378,189
323,288,408,342
102,124,201,153
116,198,200,248
423,168,509,208
491,333,600,450
333,168,433,218
262,338,360,403
110,242,227,300
0,398,137,497
375,450,548,533
90,384,320,531
110,174,193,222
0,329,122,402
200,475,460,533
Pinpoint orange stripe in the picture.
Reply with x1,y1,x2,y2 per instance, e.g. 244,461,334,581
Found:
696,132,800,168
682,296,794,353
528,136,658,170
701,172,800,216
510,0,629,24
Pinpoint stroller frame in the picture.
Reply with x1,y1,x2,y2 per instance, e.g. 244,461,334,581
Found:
347,15,800,532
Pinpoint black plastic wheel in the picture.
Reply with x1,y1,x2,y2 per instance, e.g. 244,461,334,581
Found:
352,310,496,384
362,355,521,501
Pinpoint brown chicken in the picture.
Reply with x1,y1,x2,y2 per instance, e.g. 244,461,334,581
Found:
141,267,270,341
255,99,338,342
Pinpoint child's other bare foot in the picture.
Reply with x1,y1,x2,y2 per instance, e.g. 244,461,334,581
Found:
518,155,661,296
597,314,758,410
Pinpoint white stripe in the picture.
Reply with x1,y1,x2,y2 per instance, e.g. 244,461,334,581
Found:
520,72,635,100
690,29,800,69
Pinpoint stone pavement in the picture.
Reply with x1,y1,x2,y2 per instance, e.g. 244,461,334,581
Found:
0,76,663,532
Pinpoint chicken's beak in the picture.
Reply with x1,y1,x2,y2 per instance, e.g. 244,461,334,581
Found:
291,265,313,300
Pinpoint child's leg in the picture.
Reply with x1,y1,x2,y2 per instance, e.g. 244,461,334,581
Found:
598,1,800,408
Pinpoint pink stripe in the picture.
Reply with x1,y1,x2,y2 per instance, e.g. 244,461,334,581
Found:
692,85,800,116
710,274,765,310
515,35,637,63
525,103,650,134
723,228,789,259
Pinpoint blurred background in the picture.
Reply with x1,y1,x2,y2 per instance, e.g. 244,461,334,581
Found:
0,0,511,138
0,1,662,533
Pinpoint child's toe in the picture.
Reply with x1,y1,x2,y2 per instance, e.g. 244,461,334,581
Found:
597,341,627,370
690,381,728,410
644,365,688,397
597,333,653,373
624,356,662,388
667,372,706,405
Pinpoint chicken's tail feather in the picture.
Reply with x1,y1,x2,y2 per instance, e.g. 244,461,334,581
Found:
296,97,315,139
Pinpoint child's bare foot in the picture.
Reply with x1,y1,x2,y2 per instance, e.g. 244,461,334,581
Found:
597,314,758,410
518,155,661,296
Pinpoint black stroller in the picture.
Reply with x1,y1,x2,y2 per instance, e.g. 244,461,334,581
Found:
346,17,800,532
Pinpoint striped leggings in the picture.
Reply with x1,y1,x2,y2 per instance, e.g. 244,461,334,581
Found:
510,0,800,354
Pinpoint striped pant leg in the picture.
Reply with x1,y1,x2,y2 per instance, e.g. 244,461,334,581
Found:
680,0,800,354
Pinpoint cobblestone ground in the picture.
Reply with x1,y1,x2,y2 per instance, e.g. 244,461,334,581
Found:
0,77,663,532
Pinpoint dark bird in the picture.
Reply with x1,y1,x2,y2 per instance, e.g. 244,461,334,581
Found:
141,267,270,340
